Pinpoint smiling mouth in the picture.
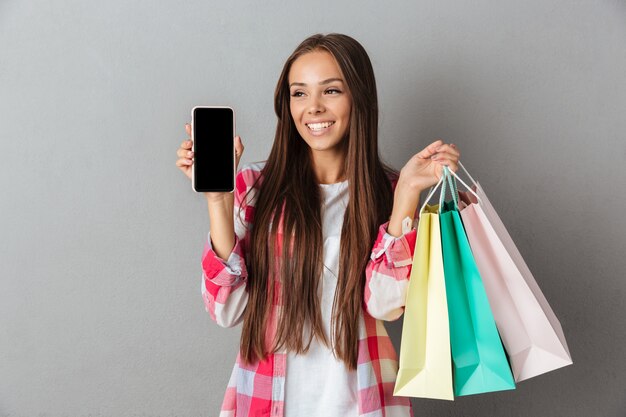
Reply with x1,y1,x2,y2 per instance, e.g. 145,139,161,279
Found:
306,121,335,132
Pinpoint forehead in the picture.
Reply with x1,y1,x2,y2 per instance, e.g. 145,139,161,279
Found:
288,50,344,83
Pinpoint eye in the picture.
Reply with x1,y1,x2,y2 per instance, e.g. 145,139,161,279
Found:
325,88,341,94
290,91,305,97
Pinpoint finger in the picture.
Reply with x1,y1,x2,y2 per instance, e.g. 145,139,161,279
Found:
431,150,458,163
431,151,455,164
416,139,444,159
176,158,193,167
234,136,244,155
235,136,244,162
180,138,192,151
434,164,444,181
185,123,191,137
435,144,460,158
450,144,462,160
433,157,459,173
177,147,194,158
446,160,459,173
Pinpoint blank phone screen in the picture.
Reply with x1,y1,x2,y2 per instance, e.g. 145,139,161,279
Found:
193,107,234,192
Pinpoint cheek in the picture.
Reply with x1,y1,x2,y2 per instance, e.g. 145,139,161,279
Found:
289,102,296,120
340,109,352,131
289,101,304,120
339,98,352,119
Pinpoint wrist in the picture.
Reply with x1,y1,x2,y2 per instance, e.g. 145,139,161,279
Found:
205,192,234,205
394,179,423,210
388,193,421,238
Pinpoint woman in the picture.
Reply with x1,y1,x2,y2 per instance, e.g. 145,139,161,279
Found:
176,33,460,417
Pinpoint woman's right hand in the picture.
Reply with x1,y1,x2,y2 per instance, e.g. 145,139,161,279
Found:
176,123,245,201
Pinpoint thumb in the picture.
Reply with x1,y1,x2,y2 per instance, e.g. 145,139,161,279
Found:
234,136,245,168
234,136,244,155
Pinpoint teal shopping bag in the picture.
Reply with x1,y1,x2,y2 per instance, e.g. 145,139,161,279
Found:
438,167,516,396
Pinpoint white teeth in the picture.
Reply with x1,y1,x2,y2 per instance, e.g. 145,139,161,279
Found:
307,121,335,131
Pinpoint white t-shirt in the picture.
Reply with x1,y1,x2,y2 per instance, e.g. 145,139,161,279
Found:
284,179,359,417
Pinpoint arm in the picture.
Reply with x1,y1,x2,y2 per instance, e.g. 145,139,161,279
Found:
200,168,254,328
364,176,421,321
364,141,460,321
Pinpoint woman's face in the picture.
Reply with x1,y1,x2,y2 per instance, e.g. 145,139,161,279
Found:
288,50,352,156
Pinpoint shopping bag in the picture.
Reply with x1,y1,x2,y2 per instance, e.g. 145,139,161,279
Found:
439,167,516,396
394,177,454,400
454,162,573,382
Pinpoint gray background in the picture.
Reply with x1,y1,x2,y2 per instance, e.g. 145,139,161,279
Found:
1,0,624,416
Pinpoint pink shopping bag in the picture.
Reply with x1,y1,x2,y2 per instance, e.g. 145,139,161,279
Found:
452,163,573,382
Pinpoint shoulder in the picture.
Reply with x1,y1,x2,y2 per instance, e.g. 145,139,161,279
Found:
234,161,267,210
235,160,266,193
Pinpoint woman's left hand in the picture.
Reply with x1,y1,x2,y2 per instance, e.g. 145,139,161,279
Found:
397,139,461,193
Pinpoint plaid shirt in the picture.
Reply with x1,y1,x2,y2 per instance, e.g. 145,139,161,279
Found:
201,161,417,417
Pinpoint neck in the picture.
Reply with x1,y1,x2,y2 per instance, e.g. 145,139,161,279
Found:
312,155,346,184
310,149,347,184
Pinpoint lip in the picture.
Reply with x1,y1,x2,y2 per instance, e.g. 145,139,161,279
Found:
305,120,336,136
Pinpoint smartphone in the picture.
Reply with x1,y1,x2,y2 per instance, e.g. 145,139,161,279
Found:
191,106,235,193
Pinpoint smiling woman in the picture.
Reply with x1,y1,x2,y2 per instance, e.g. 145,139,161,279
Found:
191,32,461,417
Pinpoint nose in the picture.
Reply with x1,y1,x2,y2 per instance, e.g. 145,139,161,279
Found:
307,94,325,114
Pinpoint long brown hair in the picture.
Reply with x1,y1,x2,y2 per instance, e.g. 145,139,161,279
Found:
239,33,398,370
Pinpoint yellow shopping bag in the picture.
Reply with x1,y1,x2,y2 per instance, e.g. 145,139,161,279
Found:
394,194,454,400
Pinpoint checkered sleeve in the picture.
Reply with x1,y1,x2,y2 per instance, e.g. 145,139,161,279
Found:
363,173,418,322
201,167,254,328
364,220,417,321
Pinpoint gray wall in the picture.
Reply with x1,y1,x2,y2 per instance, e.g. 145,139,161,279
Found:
1,1,624,416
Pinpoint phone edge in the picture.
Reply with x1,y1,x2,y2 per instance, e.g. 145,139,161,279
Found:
190,106,236,194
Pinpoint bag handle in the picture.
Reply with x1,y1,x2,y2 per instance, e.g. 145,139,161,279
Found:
446,163,482,204
417,162,482,215
439,166,460,213
419,175,445,215
458,161,478,187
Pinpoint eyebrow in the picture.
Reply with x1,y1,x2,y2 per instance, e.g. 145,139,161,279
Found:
289,78,344,88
